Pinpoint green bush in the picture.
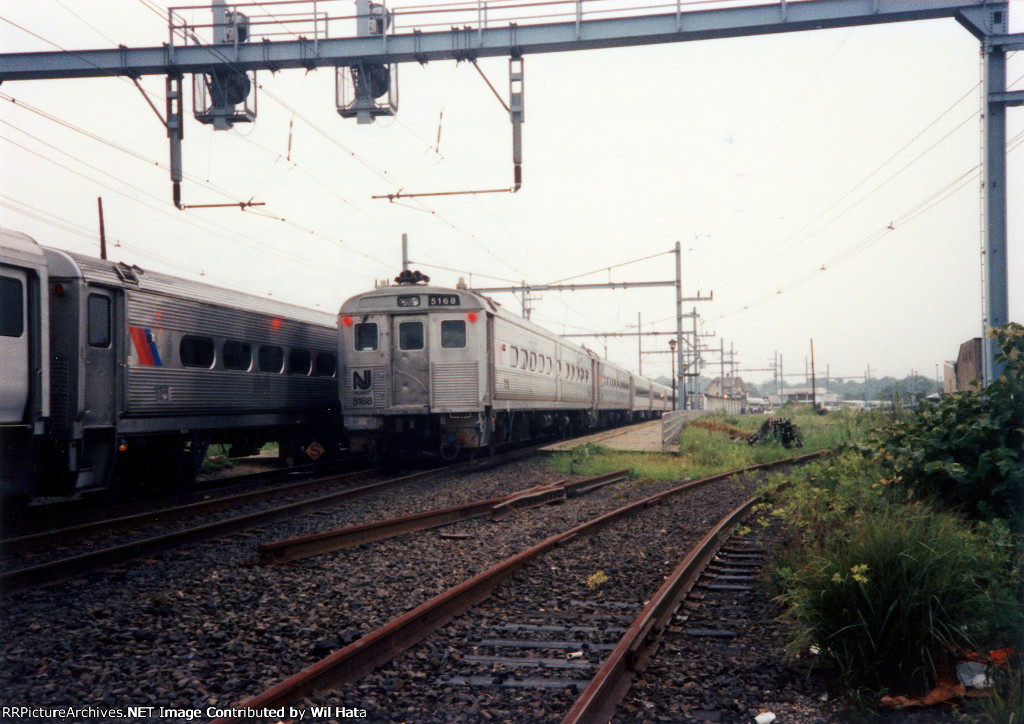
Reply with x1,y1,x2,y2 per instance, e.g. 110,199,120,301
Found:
776,506,1017,694
867,323,1024,531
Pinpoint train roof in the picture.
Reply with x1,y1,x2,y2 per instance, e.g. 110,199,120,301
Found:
339,284,498,315
43,246,336,328
0,228,47,272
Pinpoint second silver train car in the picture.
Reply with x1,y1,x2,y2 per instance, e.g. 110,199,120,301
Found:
1,228,342,506
339,279,671,460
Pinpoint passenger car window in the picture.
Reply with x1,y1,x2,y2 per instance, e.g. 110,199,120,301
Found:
258,345,284,373
288,348,312,375
315,352,337,377
354,323,378,351
0,277,23,337
87,294,111,348
509,347,518,368
399,321,424,350
440,320,466,348
180,335,214,368
223,340,252,371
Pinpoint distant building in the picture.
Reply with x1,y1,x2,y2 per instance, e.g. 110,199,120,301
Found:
703,376,748,414
943,361,958,395
768,386,839,409
954,338,983,391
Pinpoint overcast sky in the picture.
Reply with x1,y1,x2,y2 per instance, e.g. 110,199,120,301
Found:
1,0,1021,386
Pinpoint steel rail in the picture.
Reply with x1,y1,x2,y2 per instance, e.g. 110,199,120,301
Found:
0,468,373,558
561,494,760,723
0,442,549,594
258,469,628,564
214,450,826,718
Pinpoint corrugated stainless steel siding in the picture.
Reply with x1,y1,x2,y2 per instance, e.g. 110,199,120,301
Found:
127,368,335,416
127,291,335,348
63,251,336,329
431,362,479,409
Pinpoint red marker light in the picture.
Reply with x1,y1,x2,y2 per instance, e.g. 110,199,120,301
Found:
341,316,353,327
270,318,282,331
53,283,65,296
467,312,478,323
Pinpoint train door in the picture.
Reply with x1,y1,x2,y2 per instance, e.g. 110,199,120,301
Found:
0,266,29,424
391,314,429,408
82,287,118,426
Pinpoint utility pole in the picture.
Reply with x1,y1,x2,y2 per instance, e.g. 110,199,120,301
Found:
97,197,107,260
810,339,817,409
675,241,685,409
637,312,642,376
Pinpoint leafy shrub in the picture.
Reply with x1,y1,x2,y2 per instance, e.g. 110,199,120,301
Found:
866,323,1024,530
776,506,1017,694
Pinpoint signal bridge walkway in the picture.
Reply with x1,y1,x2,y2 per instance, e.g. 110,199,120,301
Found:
542,411,707,454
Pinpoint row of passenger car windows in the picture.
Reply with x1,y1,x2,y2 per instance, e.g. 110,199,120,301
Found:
352,321,467,352
602,376,629,390
178,335,337,376
504,345,591,382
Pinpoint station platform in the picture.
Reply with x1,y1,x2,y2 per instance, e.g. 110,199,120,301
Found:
541,419,672,454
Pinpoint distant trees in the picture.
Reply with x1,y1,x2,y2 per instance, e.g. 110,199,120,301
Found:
748,375,939,402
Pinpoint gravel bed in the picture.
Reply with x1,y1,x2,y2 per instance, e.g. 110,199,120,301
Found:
0,457,696,720
2,470,402,569
613,521,838,723
290,472,765,722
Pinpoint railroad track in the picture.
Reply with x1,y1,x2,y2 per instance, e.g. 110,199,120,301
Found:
0,444,544,595
2,456,354,536
211,451,824,722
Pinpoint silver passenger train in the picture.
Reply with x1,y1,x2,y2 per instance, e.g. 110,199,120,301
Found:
339,275,673,460
1,229,341,506
1,227,669,506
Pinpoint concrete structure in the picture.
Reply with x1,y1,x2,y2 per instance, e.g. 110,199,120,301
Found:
768,386,840,409
703,376,748,414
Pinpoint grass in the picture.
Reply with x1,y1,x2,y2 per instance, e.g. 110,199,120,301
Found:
548,406,878,481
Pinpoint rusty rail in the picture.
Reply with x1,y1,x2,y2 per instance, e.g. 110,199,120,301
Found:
215,451,826,719
1,443,558,595
0,468,372,558
258,470,629,564
1,467,460,595
561,496,758,723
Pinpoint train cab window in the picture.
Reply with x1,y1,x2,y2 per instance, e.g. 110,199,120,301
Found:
315,352,337,377
288,348,312,375
354,322,378,351
87,294,111,348
0,277,24,337
258,345,284,373
180,335,215,368
223,340,252,371
440,320,466,348
399,322,424,350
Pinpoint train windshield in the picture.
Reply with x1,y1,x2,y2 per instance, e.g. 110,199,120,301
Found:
399,321,424,350
354,322,378,351
440,320,466,348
